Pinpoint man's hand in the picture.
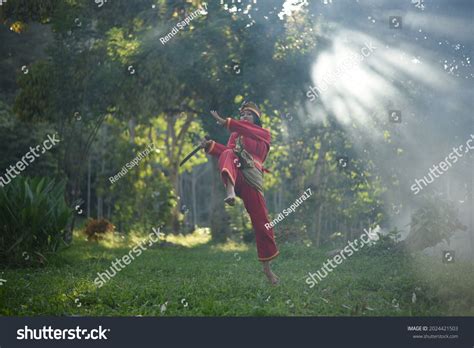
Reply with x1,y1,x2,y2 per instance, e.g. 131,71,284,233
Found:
200,139,212,150
210,110,226,126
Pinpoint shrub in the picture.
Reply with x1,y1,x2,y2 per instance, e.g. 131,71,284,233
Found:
359,227,406,257
404,195,466,251
0,176,72,266
84,218,115,241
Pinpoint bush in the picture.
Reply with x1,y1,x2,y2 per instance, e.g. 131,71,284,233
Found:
405,195,466,251
359,227,406,257
84,218,115,241
0,176,72,266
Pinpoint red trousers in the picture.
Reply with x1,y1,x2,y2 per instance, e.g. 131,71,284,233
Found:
218,149,279,261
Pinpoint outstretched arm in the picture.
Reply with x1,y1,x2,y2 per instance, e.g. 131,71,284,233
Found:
209,110,270,144
203,110,238,157
225,118,270,145
201,133,237,157
209,110,226,126
204,140,227,157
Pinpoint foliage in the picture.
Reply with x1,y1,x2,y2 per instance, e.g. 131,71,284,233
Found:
1,0,468,251
13,60,55,123
359,227,406,257
0,101,58,176
0,0,58,23
0,176,72,266
405,195,466,251
100,120,173,233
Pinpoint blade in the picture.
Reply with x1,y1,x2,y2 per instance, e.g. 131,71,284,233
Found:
179,145,203,167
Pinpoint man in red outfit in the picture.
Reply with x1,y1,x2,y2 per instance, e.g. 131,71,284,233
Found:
201,102,279,284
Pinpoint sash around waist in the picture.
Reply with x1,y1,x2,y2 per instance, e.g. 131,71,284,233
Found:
233,148,265,193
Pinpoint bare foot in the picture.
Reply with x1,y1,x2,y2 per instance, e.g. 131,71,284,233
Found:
224,196,235,206
263,269,280,285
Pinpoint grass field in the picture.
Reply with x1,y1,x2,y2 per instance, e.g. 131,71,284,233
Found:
1,230,473,316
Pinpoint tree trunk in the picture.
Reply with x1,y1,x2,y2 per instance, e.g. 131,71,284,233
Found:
209,158,230,242
168,165,181,234
87,153,91,218
128,117,136,144
310,206,316,244
469,170,474,261
97,195,102,219
315,203,323,247
97,129,106,219
192,170,197,228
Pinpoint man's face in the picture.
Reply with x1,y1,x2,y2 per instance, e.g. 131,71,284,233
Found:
239,109,255,123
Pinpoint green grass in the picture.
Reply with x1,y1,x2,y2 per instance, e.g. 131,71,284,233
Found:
1,232,473,316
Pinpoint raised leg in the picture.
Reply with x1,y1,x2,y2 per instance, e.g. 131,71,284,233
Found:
218,149,239,206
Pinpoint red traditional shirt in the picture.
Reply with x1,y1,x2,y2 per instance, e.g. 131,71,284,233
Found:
207,118,271,172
